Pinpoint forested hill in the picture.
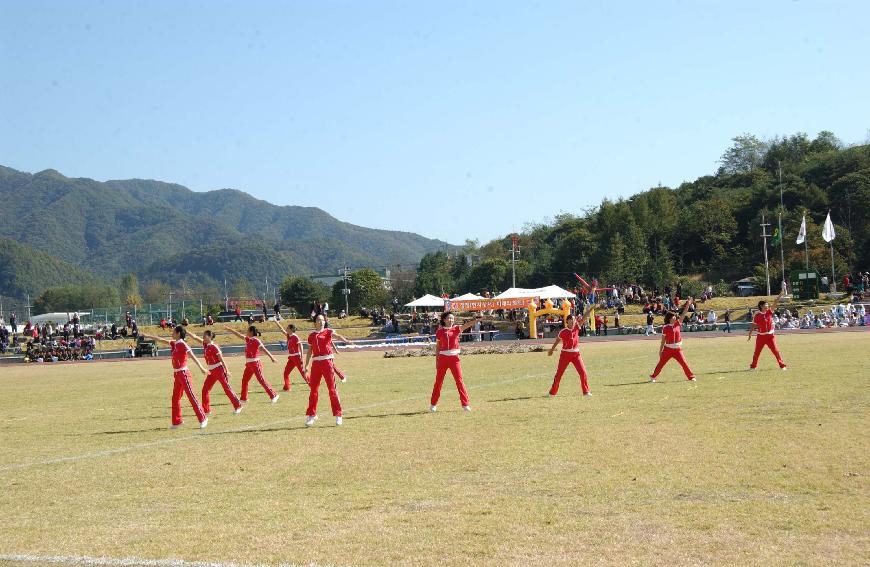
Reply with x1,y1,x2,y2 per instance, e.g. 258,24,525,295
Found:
415,132,870,296
0,165,451,297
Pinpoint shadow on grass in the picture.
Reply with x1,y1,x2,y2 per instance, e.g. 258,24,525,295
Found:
94,427,170,435
487,395,544,403
345,410,430,421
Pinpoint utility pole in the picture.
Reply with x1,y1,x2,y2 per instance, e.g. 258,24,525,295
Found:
760,214,772,295
777,162,786,293
168,289,174,320
26,293,32,321
223,278,228,312
510,234,520,288
342,266,350,315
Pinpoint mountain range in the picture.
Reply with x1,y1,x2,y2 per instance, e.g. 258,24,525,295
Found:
0,165,451,298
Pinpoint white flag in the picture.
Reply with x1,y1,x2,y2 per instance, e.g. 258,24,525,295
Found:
822,211,836,243
796,214,806,245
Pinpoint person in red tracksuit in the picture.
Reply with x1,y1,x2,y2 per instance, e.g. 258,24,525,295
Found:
748,296,788,371
274,320,308,390
430,312,478,413
649,297,696,382
547,306,593,397
143,326,209,429
303,315,349,427
188,330,243,415
223,325,279,404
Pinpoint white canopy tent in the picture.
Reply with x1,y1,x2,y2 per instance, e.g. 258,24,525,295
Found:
452,292,485,301
28,312,91,325
494,285,576,300
405,294,445,308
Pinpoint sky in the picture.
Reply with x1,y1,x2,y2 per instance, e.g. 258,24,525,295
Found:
1,0,868,245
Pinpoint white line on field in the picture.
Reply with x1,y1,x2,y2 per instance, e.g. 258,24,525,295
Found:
0,372,549,473
0,553,332,567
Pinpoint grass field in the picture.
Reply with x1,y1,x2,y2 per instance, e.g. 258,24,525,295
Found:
1,331,868,566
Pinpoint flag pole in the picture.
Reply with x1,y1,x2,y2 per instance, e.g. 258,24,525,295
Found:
802,209,809,272
778,163,786,292
760,213,771,296
829,241,836,293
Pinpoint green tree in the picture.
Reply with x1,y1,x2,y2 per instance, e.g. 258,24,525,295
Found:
648,241,676,290
33,285,120,314
465,258,510,294
346,268,388,311
604,232,627,283
415,252,456,296
142,280,170,303
279,276,330,314
719,133,768,174
119,273,142,307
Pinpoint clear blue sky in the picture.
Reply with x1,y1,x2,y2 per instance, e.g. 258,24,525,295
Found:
2,1,868,245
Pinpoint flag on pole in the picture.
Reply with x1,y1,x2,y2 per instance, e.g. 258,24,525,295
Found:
771,227,781,247
796,215,807,244
822,211,836,243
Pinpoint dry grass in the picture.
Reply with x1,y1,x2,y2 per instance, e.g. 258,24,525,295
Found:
0,331,867,566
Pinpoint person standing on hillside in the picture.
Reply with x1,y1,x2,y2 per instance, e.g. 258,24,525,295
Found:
430,311,478,413
223,324,280,404
142,326,209,429
234,305,243,322
547,307,593,397
747,296,788,371
645,311,656,336
10,312,17,334
187,330,242,416
722,309,732,333
649,298,696,382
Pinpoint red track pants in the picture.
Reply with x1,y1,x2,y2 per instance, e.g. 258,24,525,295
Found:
172,369,206,426
202,367,242,413
283,356,307,390
306,360,342,417
550,351,590,395
750,335,786,369
241,360,277,401
651,348,695,380
431,355,470,407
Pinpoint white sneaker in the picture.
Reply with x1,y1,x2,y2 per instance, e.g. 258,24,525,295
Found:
748,367,756,372
688,377,696,382
271,394,280,404
234,407,242,414
584,392,592,396
170,424,180,430
305,415,316,427
199,418,208,429
429,405,437,412
649,377,657,383
335,416,343,426
462,405,472,412
547,393,555,397
781,366,788,371
204,411,212,416
339,376,347,383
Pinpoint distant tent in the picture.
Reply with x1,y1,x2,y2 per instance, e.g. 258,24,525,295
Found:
405,294,445,308
453,292,485,301
494,285,576,300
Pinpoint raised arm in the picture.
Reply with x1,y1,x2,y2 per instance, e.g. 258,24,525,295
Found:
331,331,353,344
273,319,287,335
222,325,246,339
771,294,783,311
186,331,204,345
141,333,172,346
677,297,694,325
459,318,478,333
